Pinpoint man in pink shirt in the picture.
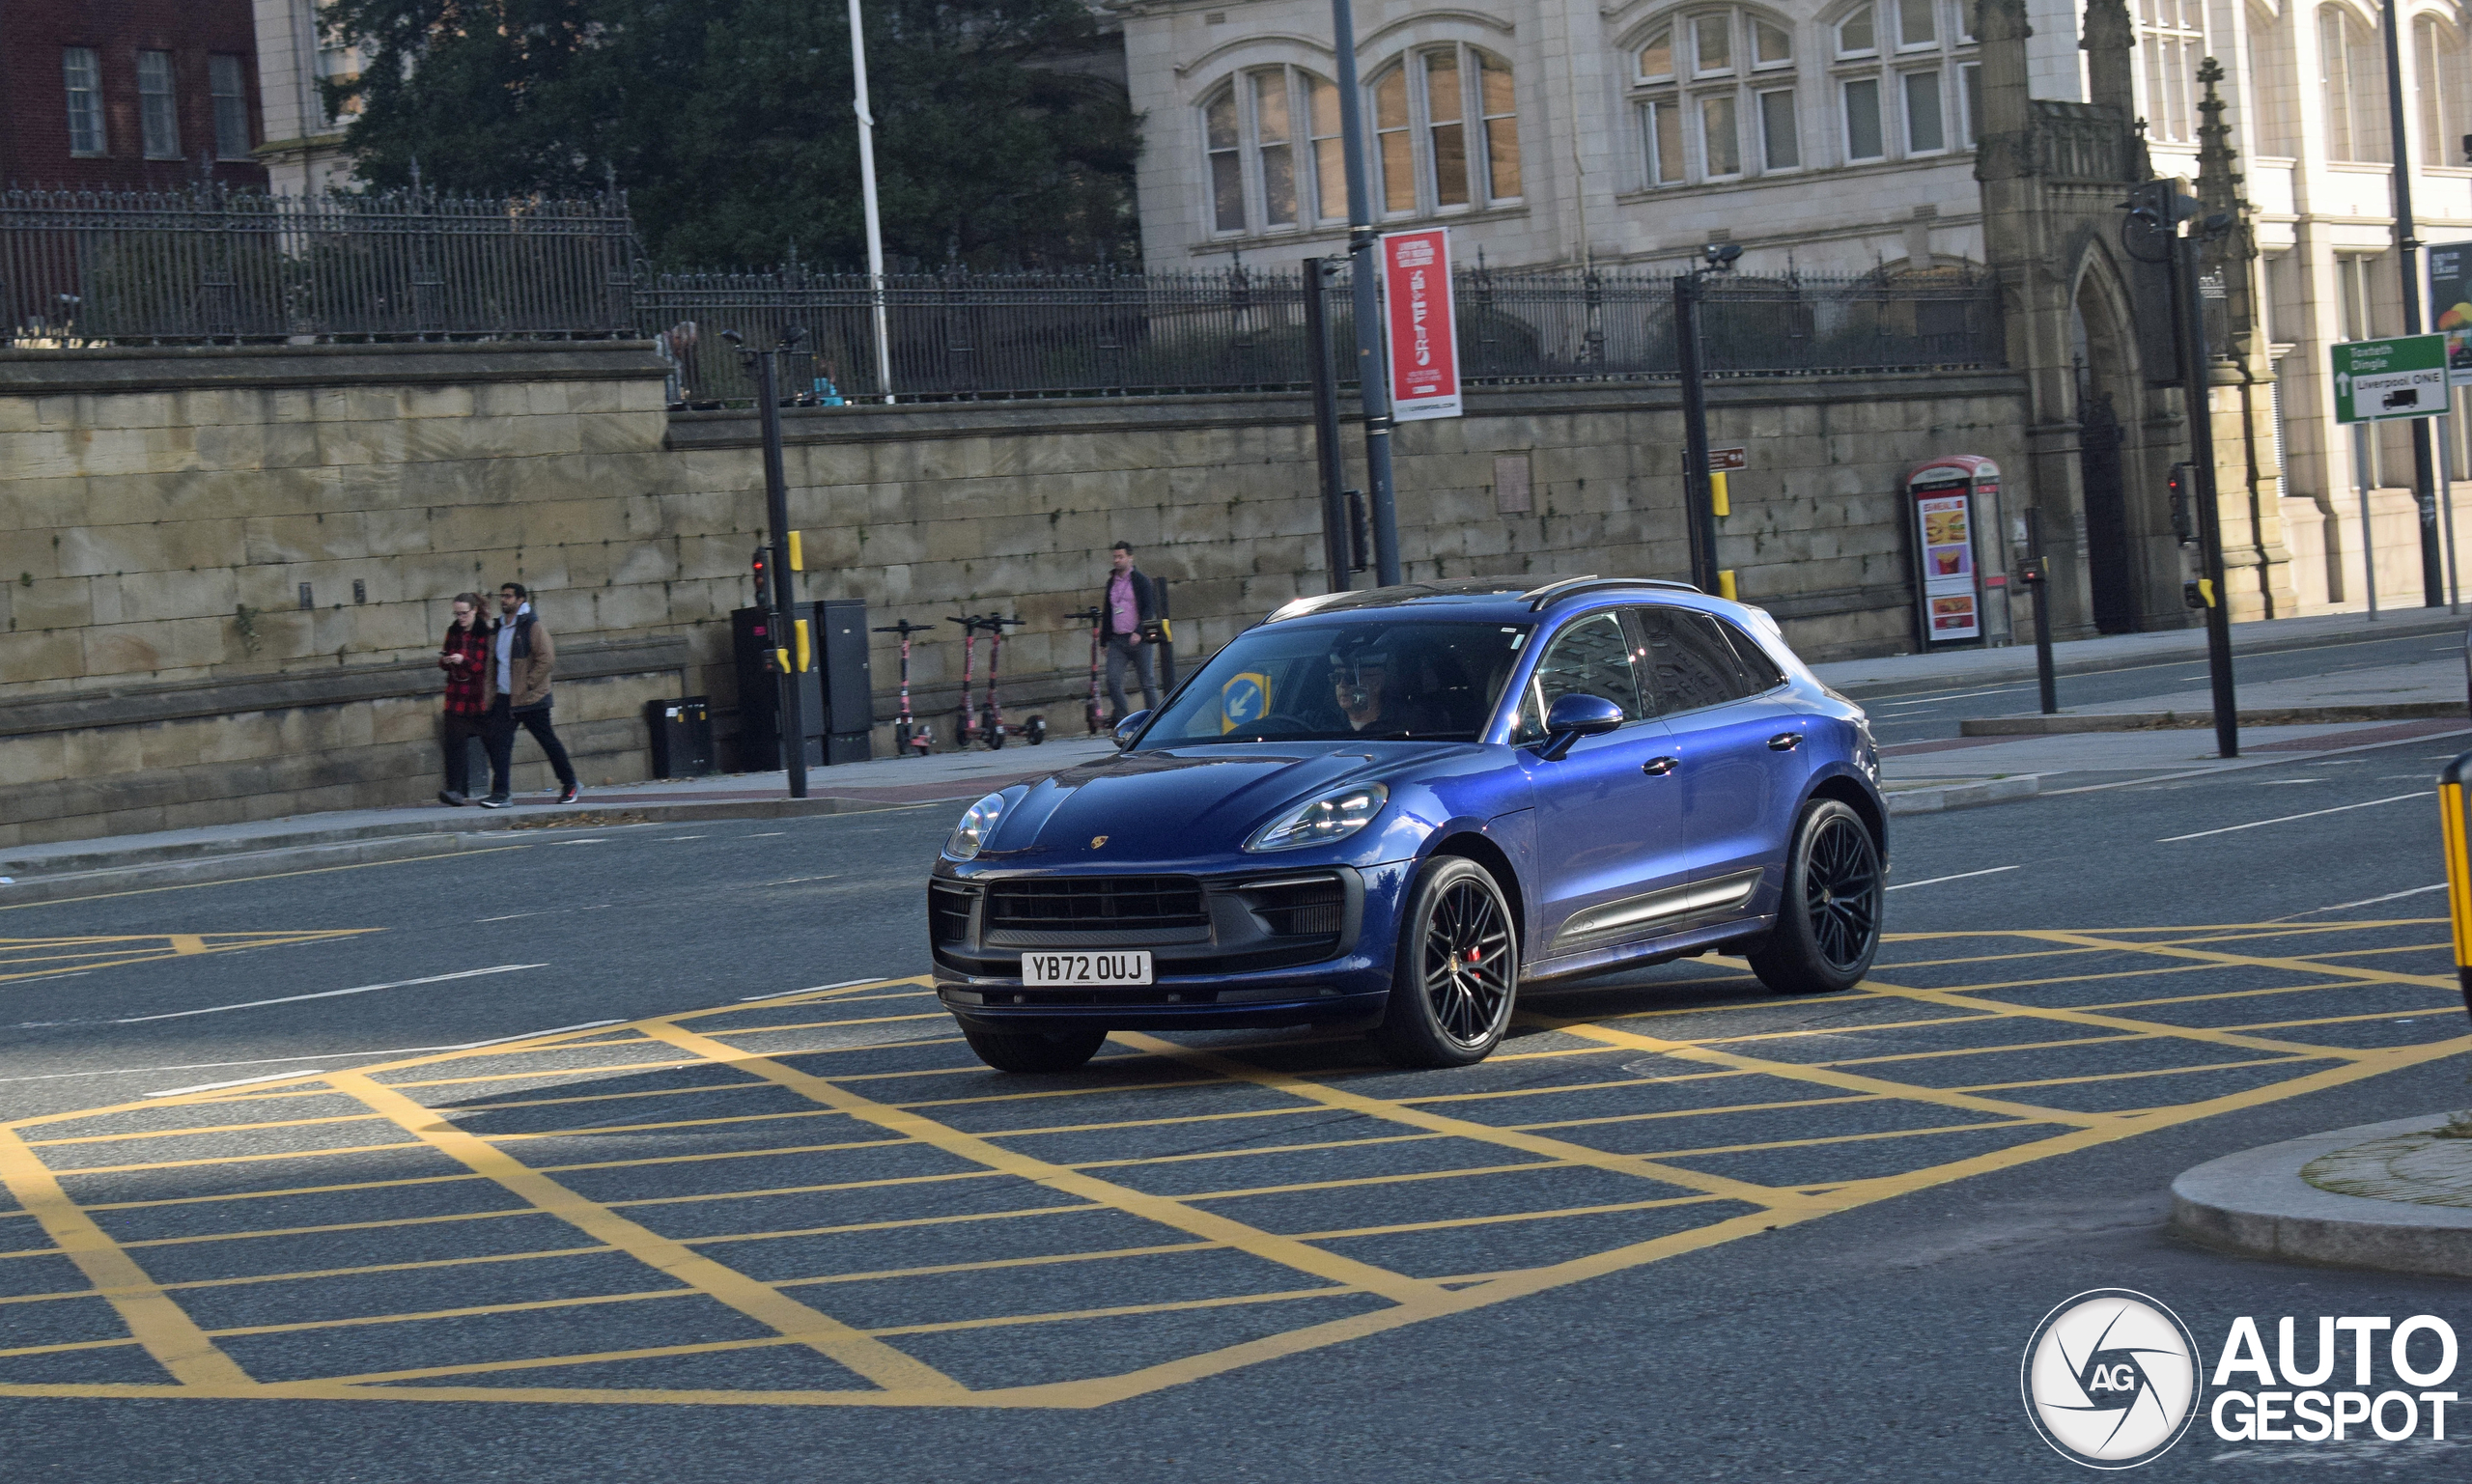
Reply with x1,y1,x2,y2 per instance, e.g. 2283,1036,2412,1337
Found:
1098,541,1160,723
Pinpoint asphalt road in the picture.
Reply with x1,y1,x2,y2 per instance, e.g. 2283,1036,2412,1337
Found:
4,727,2471,1482
1859,626,2465,744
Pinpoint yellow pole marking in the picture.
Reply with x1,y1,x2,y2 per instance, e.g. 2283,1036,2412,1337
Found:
1111,1032,1831,1215
633,1020,1446,1307
0,1125,254,1390
322,1070,964,1397
2444,782,2472,967
1524,1019,2109,1128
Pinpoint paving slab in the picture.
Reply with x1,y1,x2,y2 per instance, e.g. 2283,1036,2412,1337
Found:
2169,1111,2472,1278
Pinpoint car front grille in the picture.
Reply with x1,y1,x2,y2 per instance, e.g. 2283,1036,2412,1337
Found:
984,876,1208,932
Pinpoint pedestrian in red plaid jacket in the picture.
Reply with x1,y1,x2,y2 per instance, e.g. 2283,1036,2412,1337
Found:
436,593,494,805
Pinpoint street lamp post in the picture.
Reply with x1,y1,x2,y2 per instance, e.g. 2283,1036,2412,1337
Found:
1327,0,1401,587
1673,243,1740,594
2379,0,2444,604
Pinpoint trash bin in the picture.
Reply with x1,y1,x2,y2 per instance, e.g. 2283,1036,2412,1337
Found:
646,697,716,778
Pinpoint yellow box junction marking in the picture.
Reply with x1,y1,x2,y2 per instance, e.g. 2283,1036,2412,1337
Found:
0,931,374,985
0,921,2461,1412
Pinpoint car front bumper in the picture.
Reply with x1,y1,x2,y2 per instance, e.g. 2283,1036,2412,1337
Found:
928,859,1414,1031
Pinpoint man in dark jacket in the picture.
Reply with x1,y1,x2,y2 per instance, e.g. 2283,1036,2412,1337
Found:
1098,541,1159,723
436,592,493,805
479,582,579,807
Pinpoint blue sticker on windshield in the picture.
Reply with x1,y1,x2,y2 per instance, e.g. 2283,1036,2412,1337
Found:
1221,672,1272,732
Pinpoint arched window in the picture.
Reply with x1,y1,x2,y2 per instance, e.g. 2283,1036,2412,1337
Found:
2318,6,2387,162
2415,16,2468,167
1200,66,1348,237
1368,44,1521,217
1825,1,1974,166
2248,4,2299,155
1635,8,1798,186
2138,0,2205,143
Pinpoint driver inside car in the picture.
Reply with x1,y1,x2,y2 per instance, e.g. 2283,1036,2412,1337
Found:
1330,637,1447,736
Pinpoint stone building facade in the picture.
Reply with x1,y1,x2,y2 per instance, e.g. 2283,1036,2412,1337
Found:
247,0,363,196
1115,0,2472,627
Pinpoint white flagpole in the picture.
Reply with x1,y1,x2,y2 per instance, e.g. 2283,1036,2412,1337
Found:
849,0,893,403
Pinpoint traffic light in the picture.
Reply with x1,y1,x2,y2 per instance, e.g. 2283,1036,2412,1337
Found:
2167,463,2197,545
750,544,771,610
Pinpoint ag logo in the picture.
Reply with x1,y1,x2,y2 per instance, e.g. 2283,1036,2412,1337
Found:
2022,1289,2201,1470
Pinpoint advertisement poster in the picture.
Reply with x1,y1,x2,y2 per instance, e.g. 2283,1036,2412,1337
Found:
2433,241,2472,386
1380,228,1462,422
1914,487,1982,643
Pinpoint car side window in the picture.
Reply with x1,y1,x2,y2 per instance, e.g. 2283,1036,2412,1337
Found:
1515,611,1642,742
1632,606,1753,716
1720,620,1785,693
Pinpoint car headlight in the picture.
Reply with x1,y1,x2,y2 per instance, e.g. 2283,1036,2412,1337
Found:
944,792,1006,860
1245,783,1389,853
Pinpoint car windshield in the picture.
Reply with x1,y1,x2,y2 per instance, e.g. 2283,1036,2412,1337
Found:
1138,620,1532,744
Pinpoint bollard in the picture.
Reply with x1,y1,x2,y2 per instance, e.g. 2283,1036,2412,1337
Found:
2440,750,2472,1015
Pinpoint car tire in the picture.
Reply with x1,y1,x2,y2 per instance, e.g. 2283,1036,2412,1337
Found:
1747,798,1883,995
962,1025,1108,1074
1371,856,1520,1068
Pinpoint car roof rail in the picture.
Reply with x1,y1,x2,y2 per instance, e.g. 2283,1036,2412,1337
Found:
1522,575,1703,611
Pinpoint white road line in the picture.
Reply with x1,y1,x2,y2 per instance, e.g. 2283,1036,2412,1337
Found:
2040,727,2472,798
739,978,883,1001
744,831,787,838
146,1071,323,1098
0,1020,626,1088
762,875,840,886
2158,792,2432,842
661,835,707,841
1885,865,2020,892
475,912,537,923
94,964,543,1026
2276,882,2449,919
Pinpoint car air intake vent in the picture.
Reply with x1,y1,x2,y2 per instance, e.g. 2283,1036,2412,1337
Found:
1243,875,1346,938
985,877,1208,931
928,883,975,943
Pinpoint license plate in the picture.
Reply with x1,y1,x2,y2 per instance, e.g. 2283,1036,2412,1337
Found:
1021,951,1153,987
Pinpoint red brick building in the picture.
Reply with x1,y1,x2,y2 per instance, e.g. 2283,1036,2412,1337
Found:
0,0,269,191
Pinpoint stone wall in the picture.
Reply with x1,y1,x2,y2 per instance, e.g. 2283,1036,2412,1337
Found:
0,341,2030,847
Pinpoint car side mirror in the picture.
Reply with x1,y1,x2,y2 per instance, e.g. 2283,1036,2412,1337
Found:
1537,693,1625,761
1113,710,1151,749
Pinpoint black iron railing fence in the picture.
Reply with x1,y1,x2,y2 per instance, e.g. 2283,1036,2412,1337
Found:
0,187,634,344
3,187,2006,396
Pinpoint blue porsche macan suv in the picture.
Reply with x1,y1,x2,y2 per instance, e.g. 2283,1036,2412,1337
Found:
929,575,1886,1074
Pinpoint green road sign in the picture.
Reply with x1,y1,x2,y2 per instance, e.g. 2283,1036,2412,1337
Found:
2332,334,2449,423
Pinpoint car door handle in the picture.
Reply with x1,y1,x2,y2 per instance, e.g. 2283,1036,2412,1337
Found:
1642,755,1679,775
1767,733,1802,751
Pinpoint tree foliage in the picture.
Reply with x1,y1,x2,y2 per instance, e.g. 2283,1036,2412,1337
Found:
322,0,1141,268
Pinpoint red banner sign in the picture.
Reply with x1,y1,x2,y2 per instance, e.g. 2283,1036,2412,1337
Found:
1380,228,1461,422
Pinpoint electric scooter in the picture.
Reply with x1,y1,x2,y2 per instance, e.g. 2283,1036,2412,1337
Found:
978,615,1026,749
872,619,937,756
946,613,986,750
1066,606,1105,735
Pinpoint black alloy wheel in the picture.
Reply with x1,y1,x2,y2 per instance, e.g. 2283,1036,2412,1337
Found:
1373,856,1519,1067
1747,798,1883,995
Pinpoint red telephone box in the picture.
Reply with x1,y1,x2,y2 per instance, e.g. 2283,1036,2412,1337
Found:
1904,456,2007,649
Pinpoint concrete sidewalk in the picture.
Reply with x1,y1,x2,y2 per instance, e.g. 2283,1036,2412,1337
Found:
8,606,2469,902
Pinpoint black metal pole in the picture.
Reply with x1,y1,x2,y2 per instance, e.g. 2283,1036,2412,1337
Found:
754,347,808,798
2381,0,2445,605
2026,508,2059,714
2175,222,2239,759
1330,0,1400,587
1303,257,1352,592
1674,273,1718,592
